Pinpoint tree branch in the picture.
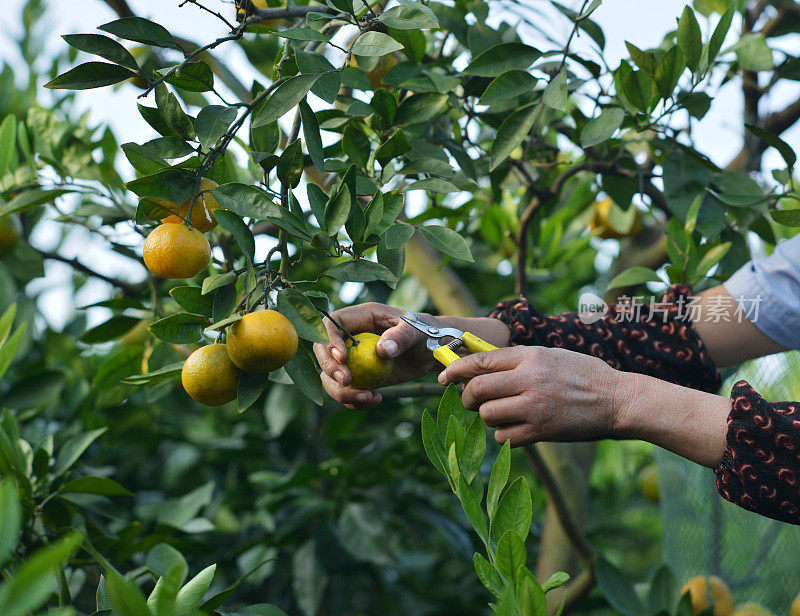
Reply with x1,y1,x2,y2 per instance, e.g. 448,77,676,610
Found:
38,249,145,296
515,194,541,298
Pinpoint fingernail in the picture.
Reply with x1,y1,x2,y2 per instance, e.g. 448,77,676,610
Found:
438,371,446,385
380,339,398,358
356,391,371,403
332,348,343,362
334,370,345,384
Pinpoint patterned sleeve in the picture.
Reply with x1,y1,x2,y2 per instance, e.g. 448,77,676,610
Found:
487,283,721,393
715,381,800,525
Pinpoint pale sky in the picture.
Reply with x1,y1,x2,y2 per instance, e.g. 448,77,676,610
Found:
2,0,798,329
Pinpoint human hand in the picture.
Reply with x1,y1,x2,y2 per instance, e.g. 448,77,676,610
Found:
438,346,627,446
312,303,440,409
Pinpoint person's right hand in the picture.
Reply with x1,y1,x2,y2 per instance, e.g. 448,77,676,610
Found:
312,303,440,409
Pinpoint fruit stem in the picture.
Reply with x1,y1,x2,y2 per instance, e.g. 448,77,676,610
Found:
320,308,357,344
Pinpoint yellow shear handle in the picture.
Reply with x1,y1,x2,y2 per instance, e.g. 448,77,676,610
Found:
432,333,498,367
461,332,498,354
433,345,461,367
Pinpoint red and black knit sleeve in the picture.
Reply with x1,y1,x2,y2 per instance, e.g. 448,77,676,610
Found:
487,283,721,393
715,381,800,525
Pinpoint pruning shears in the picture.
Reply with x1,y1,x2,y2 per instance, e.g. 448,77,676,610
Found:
398,312,498,367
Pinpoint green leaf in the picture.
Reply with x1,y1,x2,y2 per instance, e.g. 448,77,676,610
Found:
770,208,800,227
163,61,214,92
252,74,321,128
195,105,236,150
625,42,656,75
273,27,330,42
421,409,449,480
325,184,352,235
215,210,256,263
80,315,140,344
2,189,68,216
342,125,370,168
491,476,532,543
299,100,324,173
464,42,540,77
459,414,486,483
0,324,26,381
473,553,504,598
61,476,132,496
284,345,323,406
202,272,236,295
456,473,487,544
121,142,168,174
375,129,410,164
516,570,546,616
105,568,151,616
404,178,459,194
351,32,404,57
608,266,661,290
654,45,684,99
543,70,568,111
236,371,267,412
745,124,797,168
147,564,183,616
437,384,465,443
647,565,677,615
62,33,139,71
292,540,326,616
99,17,179,49
676,6,702,72
54,428,107,476
708,5,734,64
712,172,766,206
0,115,17,178
170,286,214,317
419,225,473,262
487,440,510,521
155,83,194,140
479,70,538,106
44,61,135,90
622,69,652,112
394,93,448,125
122,362,183,386
693,242,731,278
384,222,415,249
379,2,438,29
490,104,537,171
596,556,645,616
323,260,398,287
0,532,82,616
211,183,281,219
145,543,189,586
733,34,773,72
276,289,329,344
542,571,570,592
147,313,209,344
495,530,527,581
0,480,21,566
175,565,217,616
581,108,624,147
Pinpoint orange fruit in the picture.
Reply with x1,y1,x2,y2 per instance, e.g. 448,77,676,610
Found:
143,223,211,279
181,344,240,405
345,332,394,389
639,465,659,502
790,591,800,616
226,309,298,373
0,216,20,258
730,603,772,616
681,576,734,616
589,197,642,240
160,178,220,232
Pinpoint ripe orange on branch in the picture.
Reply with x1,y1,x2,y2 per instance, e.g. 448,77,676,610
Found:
680,576,734,616
143,222,211,279
182,343,240,406
345,333,394,390
226,309,298,373
159,177,220,232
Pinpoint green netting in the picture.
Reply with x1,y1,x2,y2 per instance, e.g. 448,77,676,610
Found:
657,351,800,612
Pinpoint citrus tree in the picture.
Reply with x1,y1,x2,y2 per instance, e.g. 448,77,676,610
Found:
1,0,800,614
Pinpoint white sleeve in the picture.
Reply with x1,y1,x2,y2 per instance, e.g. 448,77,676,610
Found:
723,234,800,350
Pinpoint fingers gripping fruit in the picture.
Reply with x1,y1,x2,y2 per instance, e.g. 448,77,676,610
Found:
143,223,211,279
181,344,240,406
226,309,298,373
160,178,220,232
680,576,734,616
345,332,394,390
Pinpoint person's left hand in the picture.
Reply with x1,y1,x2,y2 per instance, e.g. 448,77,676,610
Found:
438,346,628,446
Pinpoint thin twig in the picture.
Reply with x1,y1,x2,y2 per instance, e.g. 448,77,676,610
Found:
38,250,145,296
